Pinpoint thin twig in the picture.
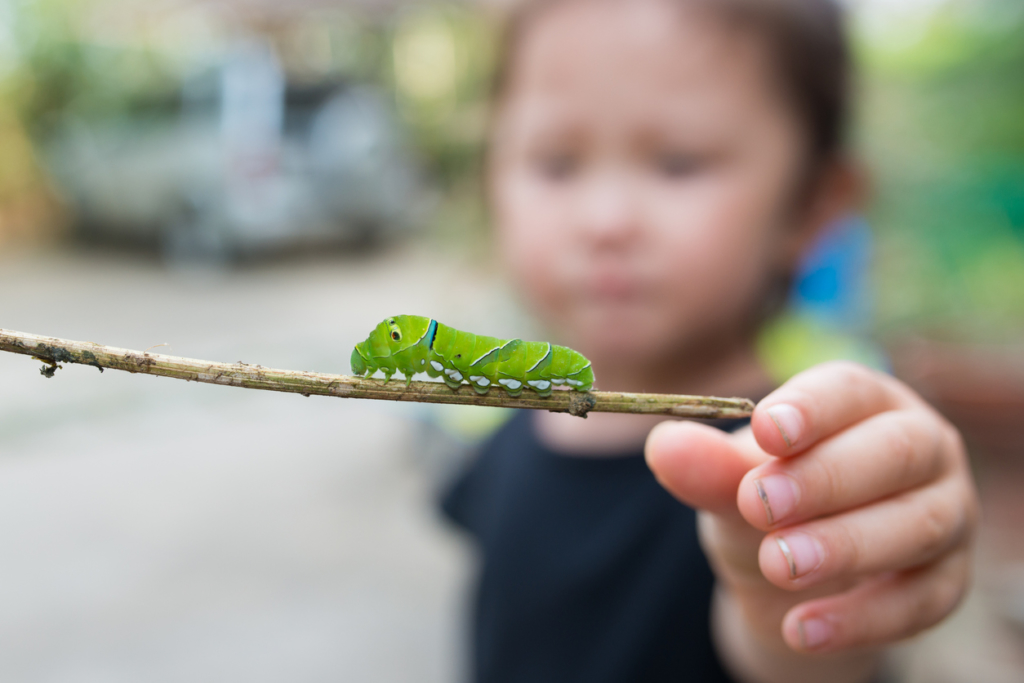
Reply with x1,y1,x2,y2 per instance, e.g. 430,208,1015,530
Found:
0,328,755,419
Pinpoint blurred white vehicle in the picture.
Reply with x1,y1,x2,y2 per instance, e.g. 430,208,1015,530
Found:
45,39,421,263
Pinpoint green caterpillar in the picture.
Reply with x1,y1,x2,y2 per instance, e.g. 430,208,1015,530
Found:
350,315,594,397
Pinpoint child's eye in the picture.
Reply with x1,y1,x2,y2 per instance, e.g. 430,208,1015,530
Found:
535,153,580,181
654,152,702,178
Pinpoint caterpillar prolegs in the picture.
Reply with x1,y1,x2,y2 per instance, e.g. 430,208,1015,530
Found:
350,315,595,397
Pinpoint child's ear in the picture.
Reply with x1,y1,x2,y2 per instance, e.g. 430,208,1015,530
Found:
789,156,870,262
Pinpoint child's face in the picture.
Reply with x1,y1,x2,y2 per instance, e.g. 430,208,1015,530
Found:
491,0,815,371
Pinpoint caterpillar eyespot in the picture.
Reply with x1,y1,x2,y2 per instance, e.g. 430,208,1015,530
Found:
350,315,595,397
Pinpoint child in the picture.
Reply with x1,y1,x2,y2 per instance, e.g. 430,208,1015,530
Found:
442,0,978,681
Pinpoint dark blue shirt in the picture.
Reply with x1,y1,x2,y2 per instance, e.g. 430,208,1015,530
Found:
442,411,745,683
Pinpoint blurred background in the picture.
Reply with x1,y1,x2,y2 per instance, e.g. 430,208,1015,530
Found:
0,0,1021,681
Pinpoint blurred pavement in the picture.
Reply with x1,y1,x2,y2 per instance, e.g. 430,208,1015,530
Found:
0,246,512,683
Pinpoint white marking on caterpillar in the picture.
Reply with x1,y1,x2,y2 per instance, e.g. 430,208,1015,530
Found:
526,343,552,373
551,379,565,385
445,369,463,382
430,361,443,372
420,359,425,366
566,379,583,387
470,376,490,387
498,379,522,390
528,380,551,391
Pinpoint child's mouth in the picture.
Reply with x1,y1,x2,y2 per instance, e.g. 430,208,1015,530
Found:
584,271,646,301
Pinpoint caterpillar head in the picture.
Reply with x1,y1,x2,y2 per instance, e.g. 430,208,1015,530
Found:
385,315,432,352
386,318,403,345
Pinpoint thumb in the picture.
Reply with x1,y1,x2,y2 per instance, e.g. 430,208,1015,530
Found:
646,421,768,516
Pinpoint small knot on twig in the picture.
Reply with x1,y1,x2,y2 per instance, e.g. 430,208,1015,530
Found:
38,360,60,378
567,392,597,418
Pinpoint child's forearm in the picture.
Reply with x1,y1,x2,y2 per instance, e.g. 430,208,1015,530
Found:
712,586,881,683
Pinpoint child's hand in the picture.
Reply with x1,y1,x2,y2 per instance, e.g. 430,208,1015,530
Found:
646,362,977,674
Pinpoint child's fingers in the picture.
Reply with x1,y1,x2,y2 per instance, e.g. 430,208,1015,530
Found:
645,421,767,517
779,549,971,653
752,361,922,457
755,476,975,590
737,409,955,530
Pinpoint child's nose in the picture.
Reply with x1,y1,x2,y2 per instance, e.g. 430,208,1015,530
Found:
577,171,641,246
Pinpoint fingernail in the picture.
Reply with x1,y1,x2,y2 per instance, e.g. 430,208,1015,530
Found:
775,532,824,578
798,617,833,650
754,474,800,525
766,404,804,448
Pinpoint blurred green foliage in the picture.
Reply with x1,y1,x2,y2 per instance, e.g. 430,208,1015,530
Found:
2,0,177,134
386,4,498,250
858,0,1024,340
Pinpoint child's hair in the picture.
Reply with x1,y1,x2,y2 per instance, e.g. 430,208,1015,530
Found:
490,0,852,182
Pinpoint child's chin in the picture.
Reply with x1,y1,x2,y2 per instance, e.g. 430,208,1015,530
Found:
571,307,661,342
574,330,669,368
565,313,690,369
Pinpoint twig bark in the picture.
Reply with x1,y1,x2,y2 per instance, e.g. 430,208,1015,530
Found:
0,328,755,420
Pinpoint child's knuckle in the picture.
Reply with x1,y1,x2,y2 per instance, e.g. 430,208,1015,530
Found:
833,522,865,572
918,499,957,560
881,416,919,479
810,454,846,503
825,359,871,383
